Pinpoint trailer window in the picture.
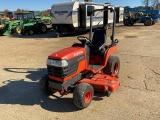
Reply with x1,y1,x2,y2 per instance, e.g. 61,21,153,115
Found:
87,6,94,16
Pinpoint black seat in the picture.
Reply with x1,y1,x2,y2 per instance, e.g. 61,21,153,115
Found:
89,29,106,53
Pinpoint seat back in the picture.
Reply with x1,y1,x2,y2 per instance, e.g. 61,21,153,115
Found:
91,29,106,46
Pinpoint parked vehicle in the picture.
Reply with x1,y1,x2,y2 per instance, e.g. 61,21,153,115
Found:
33,11,52,25
40,7,120,109
0,12,12,35
123,8,159,26
50,1,123,37
123,11,157,26
3,11,47,36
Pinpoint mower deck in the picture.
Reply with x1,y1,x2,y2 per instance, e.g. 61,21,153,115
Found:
79,73,120,92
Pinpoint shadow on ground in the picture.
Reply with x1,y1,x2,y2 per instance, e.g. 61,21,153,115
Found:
1,68,107,112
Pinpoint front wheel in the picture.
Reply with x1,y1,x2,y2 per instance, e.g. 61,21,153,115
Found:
39,24,47,34
103,56,120,78
73,83,94,109
123,19,130,26
39,74,52,94
16,26,22,34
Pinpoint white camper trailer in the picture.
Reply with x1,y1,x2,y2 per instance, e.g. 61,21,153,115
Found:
50,1,123,36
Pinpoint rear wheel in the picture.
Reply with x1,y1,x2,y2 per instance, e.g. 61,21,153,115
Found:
73,83,94,109
144,19,151,26
103,56,120,78
28,29,34,35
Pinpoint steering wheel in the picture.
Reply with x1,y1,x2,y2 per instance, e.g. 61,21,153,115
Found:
77,36,91,44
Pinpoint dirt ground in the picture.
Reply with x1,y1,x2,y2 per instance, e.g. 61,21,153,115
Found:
0,23,160,120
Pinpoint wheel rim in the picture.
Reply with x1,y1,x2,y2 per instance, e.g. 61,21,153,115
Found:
113,62,119,76
29,30,33,35
124,20,129,25
17,28,21,34
84,90,92,104
42,26,46,32
146,20,150,25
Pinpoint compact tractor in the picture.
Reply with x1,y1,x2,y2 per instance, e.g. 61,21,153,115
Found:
123,11,156,26
15,11,47,35
3,11,47,36
34,11,52,25
39,8,120,109
0,12,13,35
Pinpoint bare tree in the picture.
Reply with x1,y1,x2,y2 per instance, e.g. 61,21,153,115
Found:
141,0,152,9
3,9,10,17
155,3,160,9
151,0,159,9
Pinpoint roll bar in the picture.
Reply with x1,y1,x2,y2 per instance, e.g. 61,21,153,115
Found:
89,8,117,46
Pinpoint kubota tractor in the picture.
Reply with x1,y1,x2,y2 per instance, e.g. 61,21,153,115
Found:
39,8,120,109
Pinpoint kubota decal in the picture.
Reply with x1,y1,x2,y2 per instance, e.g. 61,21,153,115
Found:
74,51,83,57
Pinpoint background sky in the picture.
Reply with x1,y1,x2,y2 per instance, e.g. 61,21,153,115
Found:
0,0,142,11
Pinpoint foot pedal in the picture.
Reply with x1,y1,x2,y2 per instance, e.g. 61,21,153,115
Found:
86,73,94,78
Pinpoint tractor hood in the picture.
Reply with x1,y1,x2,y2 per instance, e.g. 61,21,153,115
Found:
48,46,85,60
8,20,21,24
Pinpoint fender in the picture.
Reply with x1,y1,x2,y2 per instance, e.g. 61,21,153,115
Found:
104,45,118,65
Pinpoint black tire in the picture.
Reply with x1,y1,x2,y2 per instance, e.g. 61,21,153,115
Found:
103,56,120,78
28,29,34,35
73,83,94,109
123,19,130,26
144,19,151,26
39,24,47,34
39,74,52,94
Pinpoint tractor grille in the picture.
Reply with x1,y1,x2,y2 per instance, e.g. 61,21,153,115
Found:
47,55,84,78
47,65,69,78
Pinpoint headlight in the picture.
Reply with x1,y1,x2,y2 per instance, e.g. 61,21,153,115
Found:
47,59,68,67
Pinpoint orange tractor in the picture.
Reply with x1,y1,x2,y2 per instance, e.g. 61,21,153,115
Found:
40,8,120,109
